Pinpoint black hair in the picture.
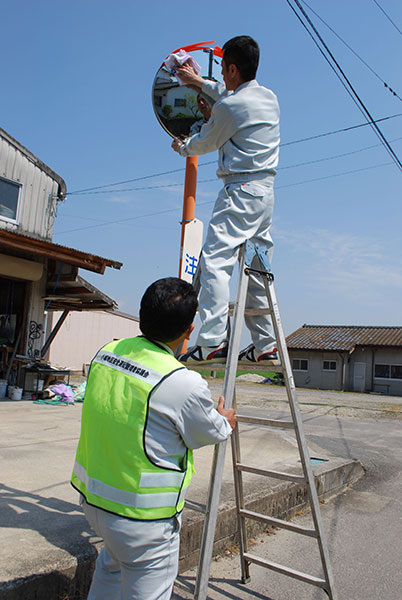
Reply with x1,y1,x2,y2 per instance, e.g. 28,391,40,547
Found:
139,277,198,343
222,35,259,81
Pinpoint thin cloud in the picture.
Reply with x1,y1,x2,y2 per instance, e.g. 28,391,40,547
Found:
275,227,402,301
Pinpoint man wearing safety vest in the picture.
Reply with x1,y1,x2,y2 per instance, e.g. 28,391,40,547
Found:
71,277,235,600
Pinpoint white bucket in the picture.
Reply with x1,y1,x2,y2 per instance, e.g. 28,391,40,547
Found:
0,379,7,399
8,386,23,401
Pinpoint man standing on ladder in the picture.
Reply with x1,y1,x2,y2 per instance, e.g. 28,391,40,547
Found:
172,35,280,365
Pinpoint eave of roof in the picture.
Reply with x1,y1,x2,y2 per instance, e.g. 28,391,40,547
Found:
43,274,117,311
0,229,122,274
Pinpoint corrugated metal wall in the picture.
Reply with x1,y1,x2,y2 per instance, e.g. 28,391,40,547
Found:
0,135,59,240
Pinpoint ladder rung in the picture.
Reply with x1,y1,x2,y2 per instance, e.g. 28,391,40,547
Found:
235,463,305,483
228,303,272,317
237,415,294,429
186,361,283,373
239,509,318,538
184,499,206,513
243,552,327,589
237,361,283,372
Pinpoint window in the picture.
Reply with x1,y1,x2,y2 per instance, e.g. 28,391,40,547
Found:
375,364,402,380
0,176,21,223
292,358,308,371
154,95,162,107
323,360,337,371
174,98,187,107
391,365,402,379
375,364,389,378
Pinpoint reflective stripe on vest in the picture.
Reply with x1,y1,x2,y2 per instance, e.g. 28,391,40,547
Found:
92,350,163,387
73,460,188,508
71,336,193,520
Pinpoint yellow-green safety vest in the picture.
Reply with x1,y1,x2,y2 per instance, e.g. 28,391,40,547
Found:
71,336,194,520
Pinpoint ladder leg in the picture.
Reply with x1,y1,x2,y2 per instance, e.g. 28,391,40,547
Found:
230,389,250,583
192,241,337,600
194,247,249,600
258,267,337,600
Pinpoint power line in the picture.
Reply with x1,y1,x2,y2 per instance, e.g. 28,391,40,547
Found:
280,135,402,169
276,161,392,190
67,161,216,195
67,166,188,195
56,160,394,235
300,0,402,102
286,0,380,125
56,200,213,236
287,0,402,172
66,113,402,196
372,0,402,37
280,113,402,147
63,136,402,195
66,179,216,195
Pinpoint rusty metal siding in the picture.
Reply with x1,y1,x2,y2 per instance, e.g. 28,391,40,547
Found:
0,135,59,240
287,325,402,351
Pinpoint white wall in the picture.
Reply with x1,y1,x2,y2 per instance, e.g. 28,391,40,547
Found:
47,310,140,371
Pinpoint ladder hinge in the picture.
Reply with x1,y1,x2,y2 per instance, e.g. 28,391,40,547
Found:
244,267,274,281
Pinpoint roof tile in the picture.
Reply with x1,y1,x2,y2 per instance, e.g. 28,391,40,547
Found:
286,325,402,351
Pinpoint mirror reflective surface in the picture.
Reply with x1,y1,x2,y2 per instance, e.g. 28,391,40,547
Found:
152,47,223,139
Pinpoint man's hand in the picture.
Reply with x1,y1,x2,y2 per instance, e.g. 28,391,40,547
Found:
171,137,184,154
217,395,236,430
175,62,204,90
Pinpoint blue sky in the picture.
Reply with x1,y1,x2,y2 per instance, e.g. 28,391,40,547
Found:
1,0,401,336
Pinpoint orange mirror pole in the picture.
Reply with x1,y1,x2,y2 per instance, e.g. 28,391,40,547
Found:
179,155,198,276
179,155,198,352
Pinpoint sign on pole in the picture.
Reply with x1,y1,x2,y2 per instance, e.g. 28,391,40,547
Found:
180,218,203,283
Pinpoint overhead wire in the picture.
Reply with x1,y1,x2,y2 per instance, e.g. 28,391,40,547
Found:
280,135,402,169
62,135,402,195
276,161,393,189
300,0,402,102
372,0,402,37
286,0,402,172
66,112,402,196
56,160,394,236
279,112,401,147
59,4,402,234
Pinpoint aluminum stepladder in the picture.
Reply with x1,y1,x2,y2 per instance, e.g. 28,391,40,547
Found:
192,240,337,600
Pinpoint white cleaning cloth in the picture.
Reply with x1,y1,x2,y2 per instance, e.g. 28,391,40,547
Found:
165,49,201,85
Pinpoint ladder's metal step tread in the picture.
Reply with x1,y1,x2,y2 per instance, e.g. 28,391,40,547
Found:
186,361,283,372
235,463,305,483
239,509,318,538
184,499,206,513
243,553,327,589
229,304,273,317
238,361,283,371
237,414,294,429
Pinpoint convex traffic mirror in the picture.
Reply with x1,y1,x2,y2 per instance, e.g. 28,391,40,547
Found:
152,43,223,139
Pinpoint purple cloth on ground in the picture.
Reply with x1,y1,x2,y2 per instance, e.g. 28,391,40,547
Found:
50,383,75,403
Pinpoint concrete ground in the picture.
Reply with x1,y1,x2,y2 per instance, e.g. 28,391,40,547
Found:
1,381,394,599
173,383,402,600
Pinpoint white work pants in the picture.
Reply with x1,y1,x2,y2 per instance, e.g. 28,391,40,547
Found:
82,501,181,600
197,175,276,354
